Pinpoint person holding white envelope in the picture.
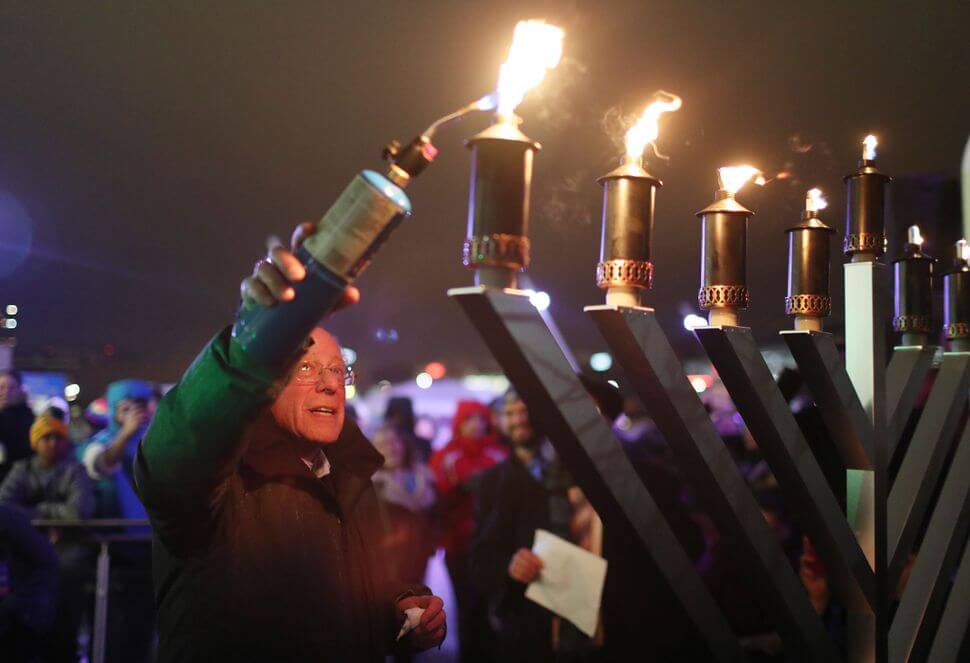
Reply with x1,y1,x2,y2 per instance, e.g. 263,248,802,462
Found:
470,389,602,661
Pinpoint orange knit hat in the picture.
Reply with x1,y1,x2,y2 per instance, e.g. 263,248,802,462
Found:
30,416,69,449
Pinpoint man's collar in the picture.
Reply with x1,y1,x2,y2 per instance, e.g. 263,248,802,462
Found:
300,448,332,478
241,412,383,511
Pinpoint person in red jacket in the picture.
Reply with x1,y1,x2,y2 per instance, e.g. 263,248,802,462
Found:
430,400,506,662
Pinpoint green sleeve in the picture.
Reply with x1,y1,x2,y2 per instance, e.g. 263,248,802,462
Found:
134,327,281,538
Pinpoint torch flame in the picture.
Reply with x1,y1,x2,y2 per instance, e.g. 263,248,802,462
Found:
863,134,878,161
956,239,969,262
907,225,924,246
717,166,764,196
624,91,682,160
495,20,565,118
806,188,827,213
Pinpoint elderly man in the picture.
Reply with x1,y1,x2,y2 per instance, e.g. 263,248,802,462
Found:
134,223,445,662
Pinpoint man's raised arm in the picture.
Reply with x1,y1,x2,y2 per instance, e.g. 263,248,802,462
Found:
134,327,279,544
134,222,357,549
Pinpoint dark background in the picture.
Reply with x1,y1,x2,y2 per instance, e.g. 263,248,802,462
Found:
0,1,967,398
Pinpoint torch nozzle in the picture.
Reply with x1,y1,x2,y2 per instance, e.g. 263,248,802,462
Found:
422,95,497,137
383,135,439,186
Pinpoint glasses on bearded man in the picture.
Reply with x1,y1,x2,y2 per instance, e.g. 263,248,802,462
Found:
292,360,355,386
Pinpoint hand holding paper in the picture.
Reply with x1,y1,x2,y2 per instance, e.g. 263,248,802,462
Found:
524,529,608,638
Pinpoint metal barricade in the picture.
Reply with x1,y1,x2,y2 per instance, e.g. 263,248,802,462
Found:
31,518,151,663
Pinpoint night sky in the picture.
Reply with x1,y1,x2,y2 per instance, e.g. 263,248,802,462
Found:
1,1,968,399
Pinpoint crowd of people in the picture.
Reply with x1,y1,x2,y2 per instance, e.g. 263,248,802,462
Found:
0,354,897,662
0,372,159,662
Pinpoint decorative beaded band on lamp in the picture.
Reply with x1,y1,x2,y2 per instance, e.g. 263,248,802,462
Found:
596,159,661,307
596,258,654,289
785,294,832,317
462,234,531,270
463,121,539,289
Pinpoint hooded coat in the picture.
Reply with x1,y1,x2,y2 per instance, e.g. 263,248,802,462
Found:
79,379,154,519
429,401,507,556
134,329,421,662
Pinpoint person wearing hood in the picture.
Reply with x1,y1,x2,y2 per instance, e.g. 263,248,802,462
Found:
80,379,154,521
383,397,432,464
430,400,507,663
79,381,158,661
133,222,446,662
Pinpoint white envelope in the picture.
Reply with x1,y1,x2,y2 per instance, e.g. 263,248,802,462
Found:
524,528,608,637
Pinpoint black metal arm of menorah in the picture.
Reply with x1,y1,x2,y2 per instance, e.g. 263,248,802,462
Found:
450,286,840,661
449,286,747,662
584,304,841,660
700,324,969,662
783,328,970,663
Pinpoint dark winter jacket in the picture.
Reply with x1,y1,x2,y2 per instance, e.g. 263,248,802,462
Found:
0,504,60,639
135,329,420,662
471,456,574,661
0,457,94,521
0,403,34,481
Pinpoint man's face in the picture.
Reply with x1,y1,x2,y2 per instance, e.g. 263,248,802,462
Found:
270,328,346,444
115,398,149,426
0,375,24,409
35,433,70,467
501,398,534,446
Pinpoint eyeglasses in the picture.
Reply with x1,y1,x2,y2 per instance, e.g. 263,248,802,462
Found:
293,360,355,386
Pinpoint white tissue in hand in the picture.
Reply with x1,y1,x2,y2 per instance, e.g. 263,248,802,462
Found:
396,607,425,640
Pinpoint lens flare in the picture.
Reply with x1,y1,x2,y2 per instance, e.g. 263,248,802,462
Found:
863,134,878,161
717,166,764,196
907,225,924,246
806,188,827,213
495,20,565,117
624,91,682,160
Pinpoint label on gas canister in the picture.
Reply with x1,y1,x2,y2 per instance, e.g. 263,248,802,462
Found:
301,172,408,280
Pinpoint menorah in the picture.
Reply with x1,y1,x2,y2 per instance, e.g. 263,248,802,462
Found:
446,107,970,661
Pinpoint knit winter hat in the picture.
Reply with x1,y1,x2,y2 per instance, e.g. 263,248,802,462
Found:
106,379,154,416
30,416,69,449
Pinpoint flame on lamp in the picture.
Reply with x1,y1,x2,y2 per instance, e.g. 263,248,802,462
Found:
863,134,878,161
495,20,565,119
806,188,827,213
624,91,682,160
907,225,924,246
717,166,764,196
